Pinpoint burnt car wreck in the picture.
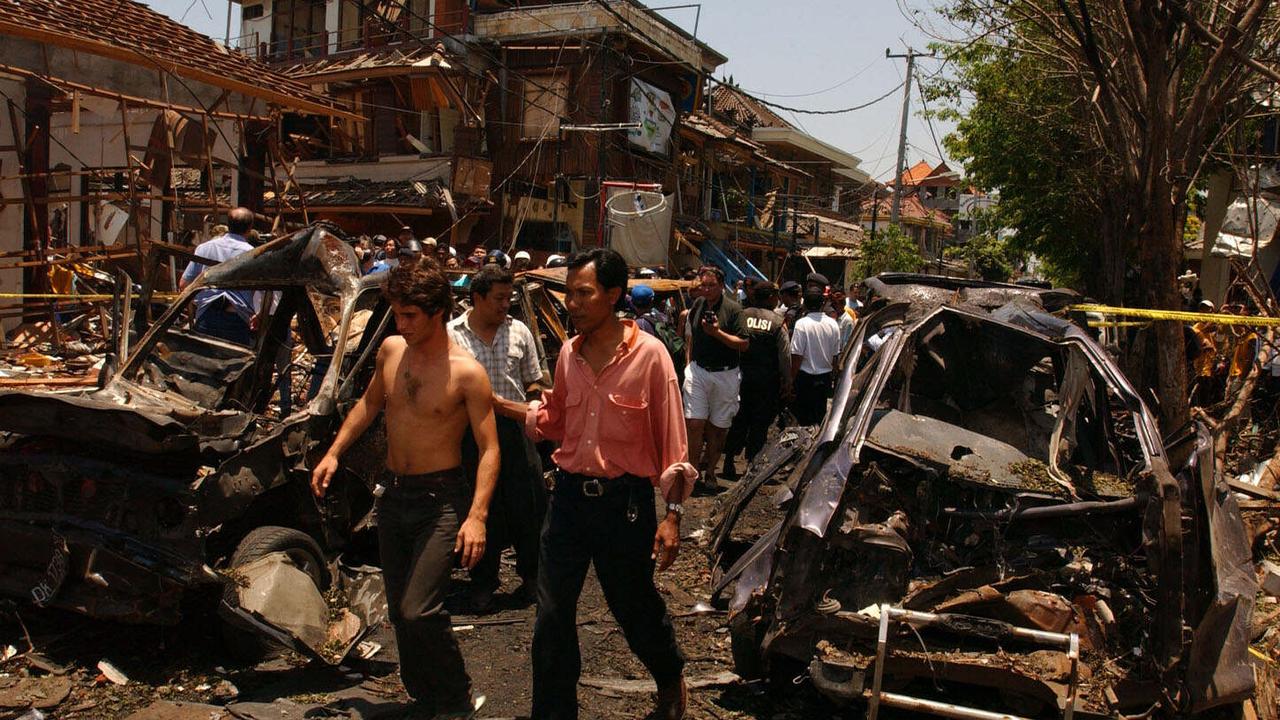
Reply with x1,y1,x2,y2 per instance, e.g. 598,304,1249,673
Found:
709,275,1257,718
0,225,401,657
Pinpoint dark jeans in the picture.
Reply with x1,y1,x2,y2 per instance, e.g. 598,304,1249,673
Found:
531,475,684,720
725,372,782,465
464,416,546,591
196,307,252,346
377,470,472,713
793,370,833,426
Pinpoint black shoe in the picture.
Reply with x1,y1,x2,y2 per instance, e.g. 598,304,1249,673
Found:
467,586,496,614
510,582,536,607
720,461,739,482
691,478,721,497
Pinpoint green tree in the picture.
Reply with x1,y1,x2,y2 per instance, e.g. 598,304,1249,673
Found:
854,224,923,278
947,230,1022,282
926,37,1123,297
929,0,1280,431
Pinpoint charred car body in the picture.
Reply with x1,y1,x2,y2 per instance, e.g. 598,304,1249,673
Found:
0,225,399,630
710,274,1256,717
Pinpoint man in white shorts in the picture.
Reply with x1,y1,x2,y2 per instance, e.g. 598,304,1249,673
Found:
682,266,748,493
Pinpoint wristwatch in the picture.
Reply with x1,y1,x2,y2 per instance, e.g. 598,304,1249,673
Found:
666,502,683,516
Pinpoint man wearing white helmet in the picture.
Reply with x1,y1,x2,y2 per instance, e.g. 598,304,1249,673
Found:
513,250,532,273
545,254,566,268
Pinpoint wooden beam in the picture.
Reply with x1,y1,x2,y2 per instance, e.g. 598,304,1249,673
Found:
0,64,278,122
0,20,360,121
272,205,437,215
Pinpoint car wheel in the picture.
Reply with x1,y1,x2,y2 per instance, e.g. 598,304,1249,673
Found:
220,526,330,662
229,526,331,590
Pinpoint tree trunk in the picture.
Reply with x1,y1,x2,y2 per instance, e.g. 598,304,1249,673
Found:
1138,193,1190,434
1096,195,1128,305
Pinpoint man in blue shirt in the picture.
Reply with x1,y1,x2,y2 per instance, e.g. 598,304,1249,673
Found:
179,207,257,346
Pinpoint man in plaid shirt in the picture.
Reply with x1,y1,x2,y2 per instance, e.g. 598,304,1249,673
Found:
449,264,548,611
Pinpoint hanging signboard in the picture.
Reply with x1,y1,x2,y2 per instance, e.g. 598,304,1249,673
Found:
628,78,676,155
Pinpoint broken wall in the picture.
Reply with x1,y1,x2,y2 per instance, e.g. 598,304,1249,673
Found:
0,77,26,335
0,37,270,328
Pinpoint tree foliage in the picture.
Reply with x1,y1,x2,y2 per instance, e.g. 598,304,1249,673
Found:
853,224,923,278
928,0,1280,431
946,229,1022,282
926,38,1115,293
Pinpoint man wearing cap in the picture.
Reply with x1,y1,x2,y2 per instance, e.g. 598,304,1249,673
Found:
487,249,512,269
490,248,696,720
722,281,790,479
513,251,532,273
450,264,547,611
683,265,748,493
790,290,841,426
631,285,661,336
398,226,415,247
776,280,803,331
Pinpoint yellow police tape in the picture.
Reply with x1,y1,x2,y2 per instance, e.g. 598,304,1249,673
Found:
0,293,181,301
1069,304,1280,328
1086,321,1151,328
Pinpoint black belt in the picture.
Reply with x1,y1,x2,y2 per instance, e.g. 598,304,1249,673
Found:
384,467,465,491
695,361,739,372
554,469,649,497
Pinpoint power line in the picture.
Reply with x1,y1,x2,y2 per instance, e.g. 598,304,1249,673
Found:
709,75,904,115
726,58,880,99
914,69,948,166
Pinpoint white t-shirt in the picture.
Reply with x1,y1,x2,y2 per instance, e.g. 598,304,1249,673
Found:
790,312,841,375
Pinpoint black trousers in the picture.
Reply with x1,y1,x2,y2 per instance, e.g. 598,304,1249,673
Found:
725,372,782,464
793,370,833,426
464,415,546,591
531,475,684,720
377,471,472,713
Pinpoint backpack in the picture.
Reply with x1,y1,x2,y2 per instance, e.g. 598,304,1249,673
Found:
644,310,686,377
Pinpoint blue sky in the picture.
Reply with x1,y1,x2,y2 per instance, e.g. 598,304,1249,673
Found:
149,0,956,180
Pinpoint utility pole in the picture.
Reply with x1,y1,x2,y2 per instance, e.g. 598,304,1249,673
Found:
886,47,933,226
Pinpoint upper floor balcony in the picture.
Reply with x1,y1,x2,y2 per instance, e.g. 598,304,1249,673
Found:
230,0,470,63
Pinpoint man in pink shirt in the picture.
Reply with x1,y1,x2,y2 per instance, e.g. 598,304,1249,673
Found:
492,248,697,720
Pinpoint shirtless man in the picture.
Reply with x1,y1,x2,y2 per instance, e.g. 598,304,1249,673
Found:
312,259,498,719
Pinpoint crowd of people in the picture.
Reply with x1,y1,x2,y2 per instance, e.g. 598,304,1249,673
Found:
350,226,543,276
183,211,865,720
617,267,862,492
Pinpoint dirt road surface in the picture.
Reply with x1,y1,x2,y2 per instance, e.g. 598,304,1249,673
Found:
0,474,845,720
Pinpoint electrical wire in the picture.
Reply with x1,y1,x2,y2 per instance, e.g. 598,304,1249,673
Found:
708,76,905,116
914,69,949,166
726,58,880,99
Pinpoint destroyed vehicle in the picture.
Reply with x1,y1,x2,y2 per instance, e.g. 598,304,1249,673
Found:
0,225,402,644
709,275,1256,718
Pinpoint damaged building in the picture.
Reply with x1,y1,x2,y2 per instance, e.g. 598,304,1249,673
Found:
0,0,352,338
709,275,1258,718
228,0,729,260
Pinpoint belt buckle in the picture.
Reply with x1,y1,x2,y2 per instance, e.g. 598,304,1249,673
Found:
582,478,604,497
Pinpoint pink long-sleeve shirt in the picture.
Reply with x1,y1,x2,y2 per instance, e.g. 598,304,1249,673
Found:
526,320,694,501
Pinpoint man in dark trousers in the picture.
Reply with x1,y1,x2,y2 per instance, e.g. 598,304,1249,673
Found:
450,264,547,612
790,290,841,426
682,266,748,493
492,248,698,720
312,260,497,718
722,281,791,480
